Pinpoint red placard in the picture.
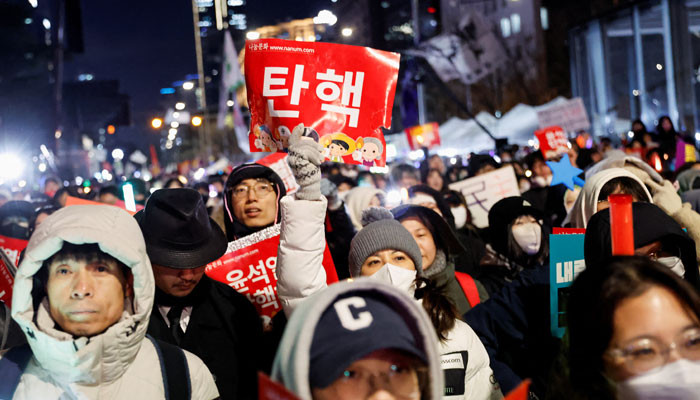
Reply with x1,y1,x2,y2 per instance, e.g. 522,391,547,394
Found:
258,372,300,400
245,38,400,167
405,122,441,150
256,153,300,194
205,224,338,327
0,235,28,307
552,228,586,235
535,126,568,159
504,379,531,400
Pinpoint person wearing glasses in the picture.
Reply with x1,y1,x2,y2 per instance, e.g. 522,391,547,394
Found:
222,163,287,241
564,256,700,399
272,279,444,400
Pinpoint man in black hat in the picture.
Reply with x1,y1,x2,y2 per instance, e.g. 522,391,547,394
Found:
137,188,262,400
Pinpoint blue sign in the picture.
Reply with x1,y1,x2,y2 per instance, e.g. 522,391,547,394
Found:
549,233,586,338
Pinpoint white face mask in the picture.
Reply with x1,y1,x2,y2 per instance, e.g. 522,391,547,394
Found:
367,263,417,296
511,222,542,255
617,359,700,400
657,256,685,278
338,190,349,202
519,180,531,194
531,175,553,188
451,206,468,230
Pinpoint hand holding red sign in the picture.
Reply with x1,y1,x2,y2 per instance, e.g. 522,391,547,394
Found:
245,39,400,166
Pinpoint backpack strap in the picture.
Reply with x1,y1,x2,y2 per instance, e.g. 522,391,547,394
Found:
455,272,480,307
0,344,33,399
146,334,191,400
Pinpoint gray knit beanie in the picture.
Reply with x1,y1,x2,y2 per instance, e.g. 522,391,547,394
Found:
348,207,423,278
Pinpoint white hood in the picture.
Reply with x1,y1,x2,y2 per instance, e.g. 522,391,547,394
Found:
564,168,652,228
11,205,154,385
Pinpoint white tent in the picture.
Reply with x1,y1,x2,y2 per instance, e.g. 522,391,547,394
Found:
386,97,599,159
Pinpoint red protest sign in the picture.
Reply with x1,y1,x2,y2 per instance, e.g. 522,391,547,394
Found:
504,379,531,400
258,372,300,400
256,153,300,195
0,234,28,307
245,38,400,167
405,122,441,150
205,224,338,327
535,126,568,159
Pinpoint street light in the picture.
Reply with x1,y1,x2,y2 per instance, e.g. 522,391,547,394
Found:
341,27,353,37
175,102,186,110
182,81,195,90
191,116,203,127
313,10,337,26
151,118,163,129
226,99,234,107
112,148,124,161
0,153,24,180
246,31,260,40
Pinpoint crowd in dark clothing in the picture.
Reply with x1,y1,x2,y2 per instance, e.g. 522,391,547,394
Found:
2,117,700,399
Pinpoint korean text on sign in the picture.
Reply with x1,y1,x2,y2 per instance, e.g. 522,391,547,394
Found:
245,38,400,166
448,165,521,228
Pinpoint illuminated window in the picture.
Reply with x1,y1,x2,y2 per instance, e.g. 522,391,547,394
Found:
511,14,521,34
500,18,511,37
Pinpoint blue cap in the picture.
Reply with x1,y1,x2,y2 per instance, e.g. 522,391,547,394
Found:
308,291,427,389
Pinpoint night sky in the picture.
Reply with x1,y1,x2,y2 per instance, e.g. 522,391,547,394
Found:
65,0,328,117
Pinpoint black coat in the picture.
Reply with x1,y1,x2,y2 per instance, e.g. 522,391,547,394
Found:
585,202,700,290
148,276,263,400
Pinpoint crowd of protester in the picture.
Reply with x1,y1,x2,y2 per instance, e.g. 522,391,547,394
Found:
1,117,700,399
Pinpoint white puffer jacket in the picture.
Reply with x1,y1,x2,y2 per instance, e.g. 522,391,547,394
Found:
6,205,218,399
276,196,502,400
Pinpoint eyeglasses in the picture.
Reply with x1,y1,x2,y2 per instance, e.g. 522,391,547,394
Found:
606,326,700,375
231,181,274,199
328,363,426,399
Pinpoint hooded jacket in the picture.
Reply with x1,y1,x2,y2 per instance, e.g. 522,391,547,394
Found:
584,202,700,289
223,163,287,241
276,197,502,400
7,205,218,399
585,150,664,183
343,187,386,231
563,168,652,228
271,279,444,400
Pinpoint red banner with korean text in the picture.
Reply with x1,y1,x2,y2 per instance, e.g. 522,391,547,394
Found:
405,122,441,150
205,224,338,327
0,235,28,307
535,126,569,160
245,38,400,167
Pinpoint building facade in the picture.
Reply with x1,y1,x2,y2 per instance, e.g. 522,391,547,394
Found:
570,0,700,137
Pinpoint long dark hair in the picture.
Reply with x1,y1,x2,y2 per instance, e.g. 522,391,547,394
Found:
565,256,700,399
414,277,457,343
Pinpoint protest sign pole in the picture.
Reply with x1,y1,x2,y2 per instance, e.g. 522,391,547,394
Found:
609,194,634,256
411,0,427,126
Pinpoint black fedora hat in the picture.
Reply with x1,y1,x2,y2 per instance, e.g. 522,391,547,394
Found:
135,188,227,269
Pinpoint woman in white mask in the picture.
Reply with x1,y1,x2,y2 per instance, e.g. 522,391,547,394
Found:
479,197,549,296
276,128,502,399
563,256,700,400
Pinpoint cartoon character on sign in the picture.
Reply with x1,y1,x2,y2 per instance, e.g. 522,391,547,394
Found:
321,132,356,163
352,137,384,167
275,125,291,152
253,124,278,152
